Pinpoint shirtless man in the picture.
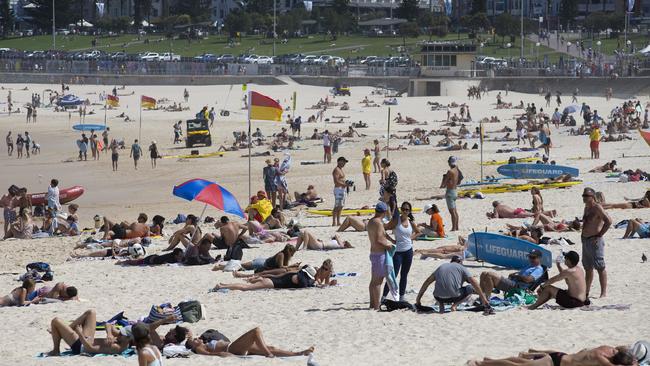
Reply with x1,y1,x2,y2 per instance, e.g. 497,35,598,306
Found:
440,156,461,231
163,214,201,250
468,345,637,366
529,251,586,309
332,157,348,226
581,187,611,299
102,213,150,240
487,201,535,219
367,202,396,310
48,309,131,356
209,216,248,250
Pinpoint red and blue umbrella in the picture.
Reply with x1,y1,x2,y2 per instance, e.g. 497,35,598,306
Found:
173,179,245,219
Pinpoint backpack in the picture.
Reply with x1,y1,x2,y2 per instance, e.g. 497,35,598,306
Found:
26,262,51,272
178,300,203,323
173,214,187,224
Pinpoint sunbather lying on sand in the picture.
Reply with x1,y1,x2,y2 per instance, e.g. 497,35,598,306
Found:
506,213,582,232
622,218,650,238
337,216,368,232
116,248,185,266
185,327,314,358
295,229,353,250
28,282,78,303
212,260,335,291
467,345,637,366
414,236,471,260
247,218,289,243
487,201,535,219
599,191,650,209
589,160,619,173
0,279,36,307
102,214,150,240
215,244,296,274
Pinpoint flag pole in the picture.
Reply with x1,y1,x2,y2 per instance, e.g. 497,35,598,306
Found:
247,90,252,199
103,93,107,127
138,96,142,142
386,107,391,159
480,119,484,183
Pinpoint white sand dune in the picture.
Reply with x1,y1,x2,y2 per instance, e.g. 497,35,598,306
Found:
0,82,648,365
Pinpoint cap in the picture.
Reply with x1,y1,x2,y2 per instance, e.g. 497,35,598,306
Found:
301,265,316,280
448,156,457,165
423,204,433,212
337,156,349,163
375,201,388,213
631,341,650,364
528,249,542,258
152,140,157,144
582,187,596,197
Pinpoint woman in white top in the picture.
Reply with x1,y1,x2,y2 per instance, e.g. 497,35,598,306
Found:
133,324,163,366
383,201,419,301
186,327,314,357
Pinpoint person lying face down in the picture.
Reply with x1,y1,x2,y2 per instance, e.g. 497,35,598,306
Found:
211,260,336,291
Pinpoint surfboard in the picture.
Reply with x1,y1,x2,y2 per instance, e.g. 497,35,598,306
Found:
467,232,552,269
72,124,106,131
497,163,579,179
308,208,422,217
162,151,224,159
481,157,537,166
457,180,582,196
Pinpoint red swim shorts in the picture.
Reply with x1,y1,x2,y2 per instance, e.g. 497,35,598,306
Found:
590,140,599,150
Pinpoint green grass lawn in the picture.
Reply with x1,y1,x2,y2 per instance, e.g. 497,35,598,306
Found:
560,33,647,55
0,32,566,62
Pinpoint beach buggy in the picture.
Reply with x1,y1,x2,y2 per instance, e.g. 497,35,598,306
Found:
185,119,212,148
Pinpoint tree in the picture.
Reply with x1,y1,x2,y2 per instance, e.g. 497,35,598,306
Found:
471,0,486,14
0,0,15,36
399,21,419,37
27,0,75,31
134,0,153,27
397,0,419,22
331,0,350,15
171,0,209,22
607,12,624,31
470,12,490,31
277,8,307,36
223,9,252,36
494,13,517,39
417,11,449,38
583,12,609,33
249,12,271,33
559,0,578,29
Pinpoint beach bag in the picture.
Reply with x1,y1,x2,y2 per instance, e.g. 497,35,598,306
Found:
178,300,203,323
173,214,187,224
144,303,182,323
200,329,230,343
224,241,244,261
26,262,51,272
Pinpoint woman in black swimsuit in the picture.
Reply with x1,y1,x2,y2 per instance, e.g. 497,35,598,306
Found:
235,244,296,275
212,260,336,291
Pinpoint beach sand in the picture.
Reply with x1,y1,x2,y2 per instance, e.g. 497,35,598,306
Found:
0,80,648,365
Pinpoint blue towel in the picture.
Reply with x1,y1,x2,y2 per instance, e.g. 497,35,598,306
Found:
384,246,398,300
36,348,135,358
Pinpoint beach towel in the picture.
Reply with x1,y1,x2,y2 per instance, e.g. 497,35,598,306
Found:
541,304,631,311
37,348,135,358
162,344,192,358
331,272,359,278
384,246,398,301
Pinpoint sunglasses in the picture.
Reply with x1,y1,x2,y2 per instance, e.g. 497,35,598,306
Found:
582,194,594,197
401,207,411,211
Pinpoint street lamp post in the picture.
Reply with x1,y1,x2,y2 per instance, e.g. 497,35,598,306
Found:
566,41,571,53
272,0,276,57
520,0,524,60
535,42,540,64
506,42,512,60
52,0,56,49
596,40,601,57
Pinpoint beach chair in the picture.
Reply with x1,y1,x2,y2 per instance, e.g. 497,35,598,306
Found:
527,265,549,292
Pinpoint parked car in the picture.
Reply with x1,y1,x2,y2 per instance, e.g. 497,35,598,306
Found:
26,50,45,59
300,55,318,64
254,56,273,64
286,53,305,64
159,52,181,61
331,56,345,66
244,55,259,63
194,53,217,62
110,51,127,61
140,52,160,61
360,56,377,65
218,54,235,63
313,55,332,65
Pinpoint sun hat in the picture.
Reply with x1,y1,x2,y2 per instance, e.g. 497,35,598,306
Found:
301,265,317,280
631,341,649,364
423,204,433,212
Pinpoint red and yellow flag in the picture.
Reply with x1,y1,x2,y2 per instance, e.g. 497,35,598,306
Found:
141,95,156,109
106,94,119,107
248,91,282,121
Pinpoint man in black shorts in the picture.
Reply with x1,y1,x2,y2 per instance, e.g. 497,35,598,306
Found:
528,251,587,310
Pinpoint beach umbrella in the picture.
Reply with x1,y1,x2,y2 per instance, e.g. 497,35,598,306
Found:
563,105,579,114
172,178,245,219
640,129,650,148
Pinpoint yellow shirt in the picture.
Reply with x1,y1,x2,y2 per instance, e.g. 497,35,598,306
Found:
361,155,372,174
246,198,273,221
589,128,601,142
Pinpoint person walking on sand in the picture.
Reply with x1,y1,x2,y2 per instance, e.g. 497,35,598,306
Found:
367,202,396,310
6,131,13,156
440,156,462,231
102,128,109,154
372,139,381,173
208,107,216,127
581,187,611,299
149,141,159,169
332,157,348,226
362,148,372,190
110,139,119,171
589,126,601,159
130,139,142,170
183,88,189,102
323,130,331,163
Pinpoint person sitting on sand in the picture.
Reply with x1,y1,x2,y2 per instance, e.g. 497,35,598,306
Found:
163,214,202,251
263,208,286,229
186,327,314,358
28,282,78,303
622,218,650,239
528,250,587,310
0,279,36,307
589,160,619,173
295,229,353,250
487,201,535,219
479,249,545,296
418,203,445,237
3,207,33,239
246,191,273,223
212,260,335,291
58,215,80,236
600,191,650,209
203,216,248,250
132,323,163,366
342,126,363,138
468,345,637,366
247,217,289,243
102,213,150,240
117,247,185,266
415,256,491,314
47,309,131,356
219,244,296,275
530,188,557,217
337,216,368,232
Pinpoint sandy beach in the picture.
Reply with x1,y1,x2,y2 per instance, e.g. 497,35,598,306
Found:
0,79,648,365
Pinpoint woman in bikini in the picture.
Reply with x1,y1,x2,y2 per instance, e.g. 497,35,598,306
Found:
133,324,163,366
213,260,336,291
414,236,472,260
186,327,314,358
4,207,33,239
530,188,556,217
372,139,381,173
600,191,650,209
0,279,36,307
247,218,289,243
337,216,368,232
295,229,353,250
